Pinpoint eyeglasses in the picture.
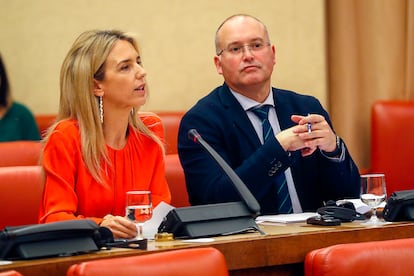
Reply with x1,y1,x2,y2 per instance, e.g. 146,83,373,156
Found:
217,41,271,56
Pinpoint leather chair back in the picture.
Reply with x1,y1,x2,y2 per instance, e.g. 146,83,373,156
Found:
305,238,414,276
371,100,414,196
0,141,42,167
156,111,184,155
67,247,229,276
0,166,44,229
35,114,56,138
138,111,184,155
165,154,189,207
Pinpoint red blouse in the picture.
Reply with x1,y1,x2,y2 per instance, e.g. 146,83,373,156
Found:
39,117,171,225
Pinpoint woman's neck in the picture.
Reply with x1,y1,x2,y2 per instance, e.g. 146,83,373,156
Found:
102,112,130,150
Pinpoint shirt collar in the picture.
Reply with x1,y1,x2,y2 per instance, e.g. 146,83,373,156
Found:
229,87,275,111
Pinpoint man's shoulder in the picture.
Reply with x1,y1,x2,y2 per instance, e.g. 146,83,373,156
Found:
187,85,227,111
273,87,315,97
273,87,320,104
200,84,226,101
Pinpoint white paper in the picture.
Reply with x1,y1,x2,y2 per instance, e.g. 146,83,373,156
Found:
181,238,215,243
336,198,385,214
142,201,175,239
256,212,317,224
0,260,13,265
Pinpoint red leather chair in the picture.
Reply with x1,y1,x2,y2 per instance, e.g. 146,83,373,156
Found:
138,111,184,155
305,238,414,276
67,247,229,276
0,141,42,167
139,112,190,207
0,166,44,230
165,154,189,207
370,100,414,196
35,114,56,138
156,111,184,155
0,271,23,276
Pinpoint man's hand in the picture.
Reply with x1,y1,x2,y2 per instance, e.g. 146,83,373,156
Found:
275,124,314,154
292,114,337,155
275,114,337,157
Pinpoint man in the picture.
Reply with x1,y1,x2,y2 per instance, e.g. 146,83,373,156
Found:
178,14,360,215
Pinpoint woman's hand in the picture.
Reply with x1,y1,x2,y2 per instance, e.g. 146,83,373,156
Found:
100,214,137,239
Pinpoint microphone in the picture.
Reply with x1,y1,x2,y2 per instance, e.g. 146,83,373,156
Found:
96,227,114,247
188,129,260,215
157,129,264,239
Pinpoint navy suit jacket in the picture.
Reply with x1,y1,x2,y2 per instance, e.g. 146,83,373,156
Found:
178,83,360,214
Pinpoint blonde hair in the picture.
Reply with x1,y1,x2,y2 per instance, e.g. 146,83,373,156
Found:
44,30,163,182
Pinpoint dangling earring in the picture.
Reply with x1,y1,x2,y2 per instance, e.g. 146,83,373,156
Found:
99,96,103,124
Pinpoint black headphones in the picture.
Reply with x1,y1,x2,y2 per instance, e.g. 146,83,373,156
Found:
317,200,362,222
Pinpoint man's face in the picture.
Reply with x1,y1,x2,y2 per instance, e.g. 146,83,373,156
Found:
214,16,276,96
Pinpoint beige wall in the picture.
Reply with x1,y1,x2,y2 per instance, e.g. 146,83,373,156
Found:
0,0,326,114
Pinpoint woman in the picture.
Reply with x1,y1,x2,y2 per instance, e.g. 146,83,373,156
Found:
39,30,171,239
0,53,40,141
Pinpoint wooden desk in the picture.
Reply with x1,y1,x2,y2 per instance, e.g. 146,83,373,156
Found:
2,221,414,276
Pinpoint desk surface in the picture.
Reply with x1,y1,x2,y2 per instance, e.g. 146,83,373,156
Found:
2,221,414,276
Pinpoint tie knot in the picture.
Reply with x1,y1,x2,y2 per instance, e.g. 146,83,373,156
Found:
251,105,271,121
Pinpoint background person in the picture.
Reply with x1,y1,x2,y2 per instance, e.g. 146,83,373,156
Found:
178,14,360,215
39,30,171,239
0,54,40,141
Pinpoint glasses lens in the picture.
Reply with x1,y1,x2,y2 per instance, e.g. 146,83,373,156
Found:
220,41,270,56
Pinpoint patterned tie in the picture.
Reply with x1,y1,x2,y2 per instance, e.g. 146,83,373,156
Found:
251,105,293,214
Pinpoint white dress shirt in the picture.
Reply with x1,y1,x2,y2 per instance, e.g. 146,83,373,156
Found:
230,89,303,213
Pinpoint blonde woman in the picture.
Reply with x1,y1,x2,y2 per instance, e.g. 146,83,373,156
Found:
39,30,171,239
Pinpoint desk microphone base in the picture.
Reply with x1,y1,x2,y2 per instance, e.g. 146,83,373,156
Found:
158,201,264,239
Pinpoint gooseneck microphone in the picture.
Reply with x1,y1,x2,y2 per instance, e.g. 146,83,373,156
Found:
157,129,263,238
188,129,261,216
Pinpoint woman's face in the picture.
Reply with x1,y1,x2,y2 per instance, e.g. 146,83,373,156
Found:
95,39,147,112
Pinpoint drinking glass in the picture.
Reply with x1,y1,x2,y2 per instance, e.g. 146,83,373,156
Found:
126,191,153,239
360,174,387,225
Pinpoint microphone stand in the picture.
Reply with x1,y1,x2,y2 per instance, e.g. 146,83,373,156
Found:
158,129,264,239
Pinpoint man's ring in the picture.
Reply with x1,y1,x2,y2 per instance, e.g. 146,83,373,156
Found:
307,122,312,133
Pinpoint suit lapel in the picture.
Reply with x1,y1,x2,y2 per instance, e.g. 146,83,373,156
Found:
273,88,294,130
218,84,261,147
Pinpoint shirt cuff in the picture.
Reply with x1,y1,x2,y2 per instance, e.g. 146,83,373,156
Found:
320,136,345,162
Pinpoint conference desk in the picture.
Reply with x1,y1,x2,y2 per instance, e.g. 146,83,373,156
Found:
2,220,414,275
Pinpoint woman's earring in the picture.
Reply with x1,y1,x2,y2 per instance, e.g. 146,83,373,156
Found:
99,96,103,124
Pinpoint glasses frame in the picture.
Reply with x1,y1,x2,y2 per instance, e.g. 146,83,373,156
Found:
217,41,271,56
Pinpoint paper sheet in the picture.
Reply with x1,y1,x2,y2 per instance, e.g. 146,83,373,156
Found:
336,198,385,214
256,212,317,224
142,201,174,239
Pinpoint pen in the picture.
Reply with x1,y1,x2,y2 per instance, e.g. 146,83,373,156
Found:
307,113,312,133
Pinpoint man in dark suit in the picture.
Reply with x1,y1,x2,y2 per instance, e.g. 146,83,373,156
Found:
178,14,360,215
